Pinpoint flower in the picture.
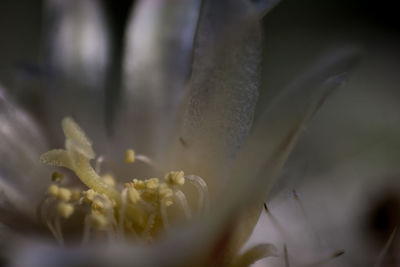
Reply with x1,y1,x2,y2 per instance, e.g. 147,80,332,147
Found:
0,0,358,266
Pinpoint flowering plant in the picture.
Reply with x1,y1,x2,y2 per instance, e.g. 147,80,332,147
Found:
0,0,357,266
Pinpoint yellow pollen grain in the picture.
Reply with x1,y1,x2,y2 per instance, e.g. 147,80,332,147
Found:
124,149,135,163
82,189,96,203
71,189,81,201
159,183,174,206
132,179,145,190
127,187,141,204
48,184,59,197
165,171,185,186
91,199,105,212
57,188,72,202
145,178,159,190
57,202,74,219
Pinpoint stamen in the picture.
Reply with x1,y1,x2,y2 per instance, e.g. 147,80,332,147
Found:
174,190,192,220
165,171,185,186
57,188,72,202
54,217,64,245
82,215,92,245
135,154,154,166
185,175,209,213
142,213,156,240
47,184,59,198
160,201,170,230
40,117,210,244
125,149,135,163
57,202,74,219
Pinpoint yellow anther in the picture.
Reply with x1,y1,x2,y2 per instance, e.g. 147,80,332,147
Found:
165,171,185,186
159,183,174,207
91,199,105,212
127,187,141,204
159,183,173,198
57,188,72,202
57,202,74,219
132,179,145,190
91,211,108,230
102,173,116,187
48,184,59,198
51,172,64,182
82,189,97,203
71,189,81,201
141,189,158,203
145,178,159,190
124,149,135,163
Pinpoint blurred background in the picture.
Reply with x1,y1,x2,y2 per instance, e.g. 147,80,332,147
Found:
1,0,400,266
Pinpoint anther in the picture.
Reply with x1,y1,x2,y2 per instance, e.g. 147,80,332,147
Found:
165,171,185,186
48,184,59,198
57,202,74,219
57,188,72,202
125,149,135,163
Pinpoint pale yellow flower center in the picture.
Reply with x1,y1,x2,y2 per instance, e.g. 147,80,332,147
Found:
39,117,208,244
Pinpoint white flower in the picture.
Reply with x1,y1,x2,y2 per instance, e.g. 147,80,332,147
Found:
0,0,358,266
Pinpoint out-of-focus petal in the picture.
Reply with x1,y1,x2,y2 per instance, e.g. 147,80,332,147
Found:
40,0,111,154
0,84,48,209
116,0,201,158
218,48,360,254
44,0,109,89
167,0,275,190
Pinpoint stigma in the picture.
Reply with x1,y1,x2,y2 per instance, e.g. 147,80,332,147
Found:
39,117,208,244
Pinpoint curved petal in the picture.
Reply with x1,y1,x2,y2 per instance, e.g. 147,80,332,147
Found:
0,84,49,209
44,0,109,89
40,0,111,152
115,0,201,159
166,0,276,190
215,47,360,255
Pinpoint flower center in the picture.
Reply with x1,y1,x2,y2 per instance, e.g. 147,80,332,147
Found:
39,117,208,244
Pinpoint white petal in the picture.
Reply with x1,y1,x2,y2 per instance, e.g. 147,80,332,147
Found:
218,48,360,242
116,0,201,158
45,0,109,88
0,84,49,206
166,0,272,190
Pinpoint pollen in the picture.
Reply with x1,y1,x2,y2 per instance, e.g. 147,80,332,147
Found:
57,188,72,202
124,149,135,163
165,171,185,186
57,202,74,219
40,117,209,244
48,184,59,197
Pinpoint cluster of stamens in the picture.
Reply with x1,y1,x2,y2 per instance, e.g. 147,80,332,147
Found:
39,117,208,244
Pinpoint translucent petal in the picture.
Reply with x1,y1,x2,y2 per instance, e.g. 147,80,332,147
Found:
41,0,110,152
218,47,360,250
167,0,271,189
116,0,201,158
232,243,278,267
0,84,49,202
44,0,109,88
